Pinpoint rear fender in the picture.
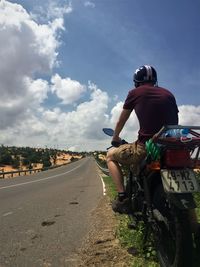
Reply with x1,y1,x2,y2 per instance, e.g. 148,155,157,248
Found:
146,171,197,210
167,193,196,210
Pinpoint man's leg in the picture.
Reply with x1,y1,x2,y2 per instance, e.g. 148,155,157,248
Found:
106,147,132,214
106,148,124,193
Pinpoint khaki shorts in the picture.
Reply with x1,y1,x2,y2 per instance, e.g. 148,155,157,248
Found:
112,142,146,174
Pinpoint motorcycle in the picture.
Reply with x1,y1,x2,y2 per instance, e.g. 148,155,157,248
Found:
103,125,200,267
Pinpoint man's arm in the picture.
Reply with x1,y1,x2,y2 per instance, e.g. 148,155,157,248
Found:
112,109,132,142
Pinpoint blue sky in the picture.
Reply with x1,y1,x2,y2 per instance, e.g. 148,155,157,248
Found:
16,0,200,105
56,0,200,105
0,0,200,150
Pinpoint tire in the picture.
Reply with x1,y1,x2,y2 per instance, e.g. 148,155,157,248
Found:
125,173,134,199
153,185,193,267
125,172,139,212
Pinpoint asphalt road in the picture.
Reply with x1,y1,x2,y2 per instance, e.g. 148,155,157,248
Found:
0,157,103,267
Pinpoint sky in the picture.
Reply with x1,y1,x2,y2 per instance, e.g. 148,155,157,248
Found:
0,0,200,151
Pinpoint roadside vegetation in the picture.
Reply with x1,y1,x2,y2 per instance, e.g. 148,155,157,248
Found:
103,175,159,267
98,150,200,267
0,145,85,171
194,171,200,217
93,151,107,168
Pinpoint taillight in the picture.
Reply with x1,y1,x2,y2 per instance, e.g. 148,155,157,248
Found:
191,159,200,169
163,149,191,168
147,161,161,171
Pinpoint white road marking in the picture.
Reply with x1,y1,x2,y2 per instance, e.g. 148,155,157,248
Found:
0,163,84,191
99,174,106,195
95,162,107,195
102,176,106,195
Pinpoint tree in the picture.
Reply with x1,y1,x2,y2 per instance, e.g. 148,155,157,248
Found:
0,151,13,165
12,158,20,169
41,153,52,168
42,159,51,168
22,158,30,166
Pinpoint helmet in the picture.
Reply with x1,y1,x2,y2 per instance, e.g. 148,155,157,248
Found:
133,65,157,86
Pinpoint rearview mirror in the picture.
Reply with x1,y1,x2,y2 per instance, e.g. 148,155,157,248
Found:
102,128,114,137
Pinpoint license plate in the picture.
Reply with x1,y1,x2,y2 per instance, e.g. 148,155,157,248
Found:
161,169,200,193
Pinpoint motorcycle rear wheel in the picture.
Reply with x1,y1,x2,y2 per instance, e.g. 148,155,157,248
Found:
153,185,193,267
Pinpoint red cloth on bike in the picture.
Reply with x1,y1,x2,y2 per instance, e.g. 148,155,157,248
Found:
123,85,179,144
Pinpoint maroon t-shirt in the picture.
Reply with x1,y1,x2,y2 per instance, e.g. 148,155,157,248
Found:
123,85,179,143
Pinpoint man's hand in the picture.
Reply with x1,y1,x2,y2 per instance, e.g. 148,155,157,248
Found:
111,136,121,147
112,135,121,143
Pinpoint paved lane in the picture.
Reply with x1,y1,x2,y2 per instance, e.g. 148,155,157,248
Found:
0,157,103,267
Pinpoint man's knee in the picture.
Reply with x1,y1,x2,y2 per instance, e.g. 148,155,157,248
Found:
106,148,116,163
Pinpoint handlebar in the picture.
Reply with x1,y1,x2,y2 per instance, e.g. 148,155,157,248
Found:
111,141,121,147
111,139,128,147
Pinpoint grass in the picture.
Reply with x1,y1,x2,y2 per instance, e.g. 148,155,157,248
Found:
102,175,159,267
103,172,200,267
194,171,200,219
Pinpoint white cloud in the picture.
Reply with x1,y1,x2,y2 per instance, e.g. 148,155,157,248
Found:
113,95,119,102
45,1,73,19
47,83,109,145
110,101,139,142
0,1,63,74
0,79,111,150
179,105,200,126
110,101,123,125
43,108,61,123
21,116,47,137
51,74,86,105
0,1,200,152
30,1,73,23
84,1,95,8
0,0,64,129
25,78,49,104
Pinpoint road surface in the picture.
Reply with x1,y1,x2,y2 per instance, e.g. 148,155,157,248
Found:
0,157,103,267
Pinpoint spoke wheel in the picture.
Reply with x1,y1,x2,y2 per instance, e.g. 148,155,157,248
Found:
153,185,193,267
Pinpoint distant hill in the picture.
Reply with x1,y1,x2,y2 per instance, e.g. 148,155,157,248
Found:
0,145,86,175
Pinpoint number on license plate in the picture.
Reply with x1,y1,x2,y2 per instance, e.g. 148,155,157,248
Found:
161,169,200,193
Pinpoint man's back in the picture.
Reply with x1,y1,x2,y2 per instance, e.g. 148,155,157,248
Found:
123,85,179,143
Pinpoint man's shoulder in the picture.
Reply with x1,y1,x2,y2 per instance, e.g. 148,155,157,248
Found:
140,85,174,96
156,86,175,96
126,85,175,98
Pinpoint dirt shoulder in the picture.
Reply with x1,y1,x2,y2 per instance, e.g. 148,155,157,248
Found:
78,195,132,267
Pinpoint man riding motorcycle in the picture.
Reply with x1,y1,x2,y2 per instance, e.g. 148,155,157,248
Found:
106,65,199,233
